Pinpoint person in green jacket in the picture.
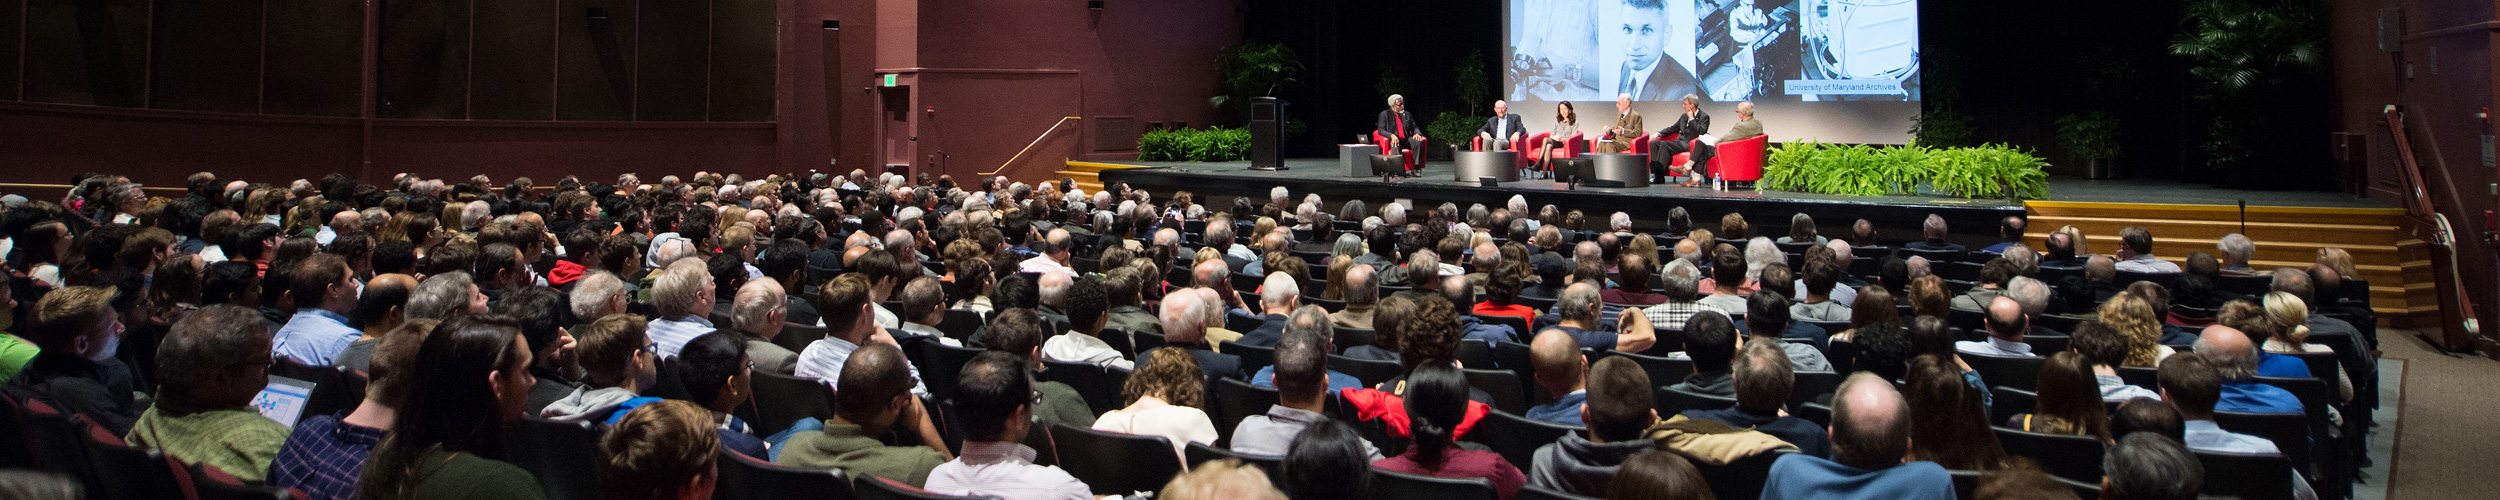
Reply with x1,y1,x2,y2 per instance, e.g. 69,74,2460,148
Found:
356,315,545,500
0,272,37,383
773,343,952,486
124,304,289,481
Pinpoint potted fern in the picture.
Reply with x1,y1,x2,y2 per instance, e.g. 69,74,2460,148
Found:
2055,111,2122,179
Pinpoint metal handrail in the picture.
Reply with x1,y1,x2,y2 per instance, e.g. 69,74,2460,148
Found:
981,116,1083,176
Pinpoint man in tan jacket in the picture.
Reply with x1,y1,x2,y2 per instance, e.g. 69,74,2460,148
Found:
1593,93,1645,153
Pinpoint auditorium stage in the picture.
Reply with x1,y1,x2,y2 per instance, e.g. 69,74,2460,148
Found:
1084,157,2392,236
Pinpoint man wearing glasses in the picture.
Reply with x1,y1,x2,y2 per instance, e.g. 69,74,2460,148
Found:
125,304,292,481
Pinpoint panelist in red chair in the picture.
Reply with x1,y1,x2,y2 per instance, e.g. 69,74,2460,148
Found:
1377,94,1428,176
1594,93,1644,153
1476,100,1528,151
1648,94,1710,184
1533,102,1582,172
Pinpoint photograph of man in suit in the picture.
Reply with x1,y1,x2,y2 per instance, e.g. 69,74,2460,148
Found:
1594,93,1643,153
1616,0,1698,102
1377,94,1428,176
1648,94,1709,183
1478,100,1528,151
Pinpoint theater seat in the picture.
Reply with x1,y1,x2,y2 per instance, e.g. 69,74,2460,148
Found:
1711,135,1768,186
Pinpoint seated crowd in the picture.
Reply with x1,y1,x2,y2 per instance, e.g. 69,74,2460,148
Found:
0,170,2376,500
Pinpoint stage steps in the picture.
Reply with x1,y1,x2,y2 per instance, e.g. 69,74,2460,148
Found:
1053,161,1144,194
2022,201,2432,328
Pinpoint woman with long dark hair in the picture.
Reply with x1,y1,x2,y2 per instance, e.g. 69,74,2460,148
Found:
2006,351,2114,443
354,315,543,500
1903,354,2010,471
1535,102,1579,174
1372,363,1524,499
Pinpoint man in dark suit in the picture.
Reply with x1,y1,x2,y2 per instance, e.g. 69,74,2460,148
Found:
1617,0,1699,102
1648,94,1710,183
1377,94,1428,176
1477,100,1528,151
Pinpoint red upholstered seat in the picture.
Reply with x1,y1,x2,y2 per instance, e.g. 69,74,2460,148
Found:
1373,131,1419,172
1710,134,1769,183
1522,132,1585,172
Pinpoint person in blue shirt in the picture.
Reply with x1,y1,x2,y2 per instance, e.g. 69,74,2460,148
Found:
271,254,364,366
1760,372,1955,500
1524,329,1590,426
2193,327,2304,415
1250,306,1362,392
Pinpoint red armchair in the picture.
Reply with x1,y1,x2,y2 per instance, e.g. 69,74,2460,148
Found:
1709,134,1769,185
1373,131,1426,172
1523,132,1585,172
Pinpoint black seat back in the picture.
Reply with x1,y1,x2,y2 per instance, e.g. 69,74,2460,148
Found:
1692,450,1789,500
1462,369,1529,415
776,323,830,354
1469,410,1579,471
745,370,837,437
1184,441,1284,478
1962,353,2045,391
510,416,603,500
2194,451,2291,500
1334,327,1375,351
1789,370,1841,413
1329,355,1403,387
1614,351,1694,389
1049,423,1185,495
79,415,181,500
1223,341,1277,373
18,399,96,489
1212,378,1280,438
2212,411,2313,479
714,447,853,500
1654,386,1736,416
0,394,32,468
1475,314,1531,341
1992,426,2107,483
907,339,987,401
1989,386,2038,426
1370,467,1499,500
1456,340,1497,372
1041,361,1132,416
937,309,987,341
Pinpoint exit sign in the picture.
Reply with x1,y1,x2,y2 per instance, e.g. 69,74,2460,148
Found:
882,74,897,87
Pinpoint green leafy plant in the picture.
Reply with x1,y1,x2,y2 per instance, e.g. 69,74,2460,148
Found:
1453,49,1491,114
1763,141,2047,200
2054,111,2122,160
1209,42,1304,125
1136,127,1251,162
1926,143,2051,200
2170,0,2327,177
1427,111,1484,158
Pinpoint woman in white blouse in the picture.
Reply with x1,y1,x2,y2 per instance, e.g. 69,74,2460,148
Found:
1092,347,1218,458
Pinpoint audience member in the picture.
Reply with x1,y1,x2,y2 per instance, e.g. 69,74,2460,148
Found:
986,308,1098,426
1529,356,1661,496
796,274,929,395
1684,341,1830,457
2072,322,2163,402
126,304,287,480
1553,282,1657,352
1279,420,1374,500
1525,329,1591,425
6,286,143,434
270,318,431,500
1603,451,1714,500
2113,226,2180,273
675,331,768,457
776,343,952,486
539,314,662,424
923,351,1095,500
595,400,719,500
2101,433,2203,500
2110,397,2185,442
1140,291,1247,379
1902,214,1964,254
2005,351,2114,442
2191,326,2303,414
1903,354,2009,471
2099,293,2172,367
1044,277,1133,369
1234,325,1381,458
1760,372,1954,500
353,315,545,500
1372,363,1525,499
1744,291,1831,370
1237,272,1300,347
1666,311,1738,397
332,273,417,372
272,254,363,365
1956,296,2038,358
731,278,801,375
1097,346,1221,456
1159,459,1286,500
645,258,717,358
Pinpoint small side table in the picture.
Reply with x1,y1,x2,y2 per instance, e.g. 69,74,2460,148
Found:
1338,144,1381,177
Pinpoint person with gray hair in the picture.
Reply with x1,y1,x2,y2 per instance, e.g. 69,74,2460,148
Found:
646,258,717,358
570,270,630,320
2100,433,2203,500
1332,233,1365,259
732,278,800,375
1608,212,1634,233
1247,305,1363,394
1903,214,1963,253
2216,233,2260,275
1555,282,1658,352
1904,255,1932,280
128,304,289,481
404,271,487,321
1743,237,1781,282
1377,94,1427,176
1381,202,1408,227
1140,289,1247,380
1331,264,1379,330
460,200,493,233
648,236,697,269
1237,273,1302,348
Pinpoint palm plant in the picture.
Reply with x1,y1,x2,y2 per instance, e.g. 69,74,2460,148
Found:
2170,0,2328,177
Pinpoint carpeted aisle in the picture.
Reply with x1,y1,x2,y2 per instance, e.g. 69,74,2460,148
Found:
2377,328,2500,499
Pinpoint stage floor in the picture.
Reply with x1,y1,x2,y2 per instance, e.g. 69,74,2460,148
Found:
1101,158,2390,209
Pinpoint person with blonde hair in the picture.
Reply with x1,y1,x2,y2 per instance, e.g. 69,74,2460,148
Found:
2098,293,2173,367
1161,459,1288,500
2251,294,2352,400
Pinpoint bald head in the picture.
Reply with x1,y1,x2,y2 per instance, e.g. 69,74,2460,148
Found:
1193,259,1230,289
1161,288,1209,343
2193,325,2259,380
367,273,418,295
1530,329,1586,395
1830,372,1913,470
1440,274,1472,306
1984,296,2026,340
834,343,914,424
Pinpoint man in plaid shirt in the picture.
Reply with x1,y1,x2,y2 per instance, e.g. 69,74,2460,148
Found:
1645,268,1727,331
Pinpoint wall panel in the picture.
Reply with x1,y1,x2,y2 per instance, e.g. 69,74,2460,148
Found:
469,0,556,119
263,0,362,116
22,0,148,107
555,0,634,120
634,0,708,121
707,0,772,121
0,0,26,99
377,0,470,118
147,0,262,112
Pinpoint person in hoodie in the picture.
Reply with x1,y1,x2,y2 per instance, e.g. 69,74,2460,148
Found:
1528,356,1659,497
539,314,663,425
